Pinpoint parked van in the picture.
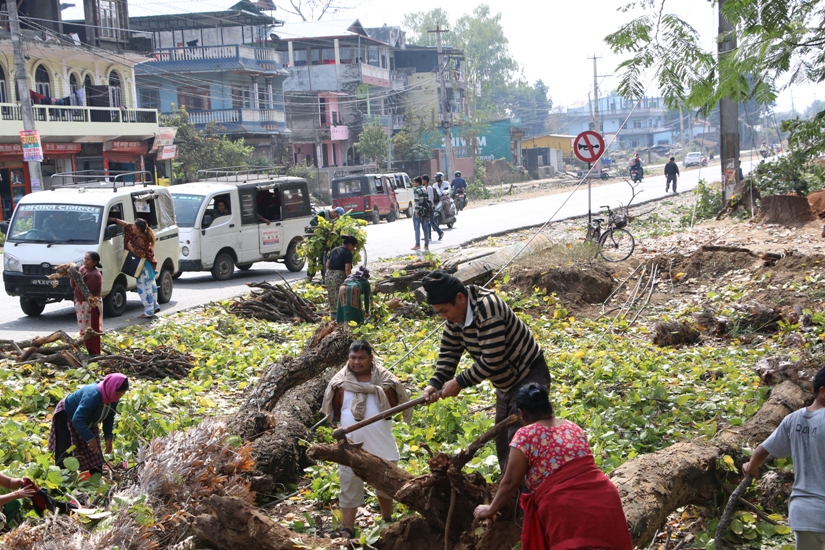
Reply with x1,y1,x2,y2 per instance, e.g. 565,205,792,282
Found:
170,171,311,281
331,173,402,224
1,174,179,317
389,173,415,217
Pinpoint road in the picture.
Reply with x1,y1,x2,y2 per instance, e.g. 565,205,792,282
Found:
0,160,756,340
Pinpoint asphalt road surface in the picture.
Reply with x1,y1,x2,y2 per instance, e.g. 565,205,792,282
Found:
0,160,755,341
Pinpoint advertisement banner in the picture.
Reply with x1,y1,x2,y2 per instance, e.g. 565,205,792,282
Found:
157,145,178,160
20,130,43,162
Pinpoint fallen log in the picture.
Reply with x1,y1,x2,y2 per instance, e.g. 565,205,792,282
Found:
229,281,320,323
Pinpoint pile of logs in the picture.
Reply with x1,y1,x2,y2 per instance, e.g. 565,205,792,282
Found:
229,281,319,323
99,345,193,379
0,331,100,368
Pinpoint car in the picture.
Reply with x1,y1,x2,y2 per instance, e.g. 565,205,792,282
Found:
331,173,403,224
684,152,706,167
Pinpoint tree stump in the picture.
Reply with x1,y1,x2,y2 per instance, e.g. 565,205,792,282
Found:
758,195,815,225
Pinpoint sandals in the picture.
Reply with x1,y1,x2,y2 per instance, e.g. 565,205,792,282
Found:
336,527,355,539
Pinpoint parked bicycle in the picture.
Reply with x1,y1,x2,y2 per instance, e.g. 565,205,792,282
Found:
586,205,635,262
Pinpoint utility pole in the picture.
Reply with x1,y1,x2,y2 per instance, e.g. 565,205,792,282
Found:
429,24,453,178
386,98,392,171
678,105,686,153
718,0,740,201
588,54,602,172
7,0,44,192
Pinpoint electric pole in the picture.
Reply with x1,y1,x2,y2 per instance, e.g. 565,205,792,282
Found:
588,54,602,172
718,0,740,201
7,0,44,191
429,24,453,179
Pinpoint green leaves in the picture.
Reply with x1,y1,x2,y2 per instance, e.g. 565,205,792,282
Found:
354,121,390,166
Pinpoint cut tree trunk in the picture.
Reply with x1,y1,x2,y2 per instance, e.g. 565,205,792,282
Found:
228,322,353,493
758,195,815,225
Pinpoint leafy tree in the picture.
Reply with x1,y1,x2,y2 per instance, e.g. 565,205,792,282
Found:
159,108,254,182
354,121,389,166
402,8,453,47
453,5,518,98
491,79,553,135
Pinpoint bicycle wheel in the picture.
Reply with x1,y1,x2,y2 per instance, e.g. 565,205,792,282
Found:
599,228,635,262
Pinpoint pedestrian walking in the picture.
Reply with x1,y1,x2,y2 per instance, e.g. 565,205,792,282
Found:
324,235,357,316
71,251,103,355
411,176,431,250
743,366,825,550
336,266,371,325
423,175,444,241
664,156,680,193
420,270,551,469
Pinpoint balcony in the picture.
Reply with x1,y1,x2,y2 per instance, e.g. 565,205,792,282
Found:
0,104,158,140
364,114,404,130
139,45,286,75
283,63,392,92
617,126,667,136
184,108,287,134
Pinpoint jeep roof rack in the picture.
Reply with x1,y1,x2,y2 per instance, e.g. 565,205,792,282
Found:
196,165,286,182
50,171,154,191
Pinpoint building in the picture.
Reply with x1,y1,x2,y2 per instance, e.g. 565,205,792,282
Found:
114,0,290,164
0,1,158,220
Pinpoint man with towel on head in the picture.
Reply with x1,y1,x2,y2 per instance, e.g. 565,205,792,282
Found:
420,270,551,469
321,340,411,539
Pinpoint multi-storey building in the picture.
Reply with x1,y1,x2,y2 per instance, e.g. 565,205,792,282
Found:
0,0,158,220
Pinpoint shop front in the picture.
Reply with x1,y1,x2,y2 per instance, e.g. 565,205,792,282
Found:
0,142,81,221
103,140,149,181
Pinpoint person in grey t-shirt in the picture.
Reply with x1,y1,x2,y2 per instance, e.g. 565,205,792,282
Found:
743,366,825,550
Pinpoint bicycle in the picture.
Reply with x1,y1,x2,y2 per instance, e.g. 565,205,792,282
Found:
586,205,635,262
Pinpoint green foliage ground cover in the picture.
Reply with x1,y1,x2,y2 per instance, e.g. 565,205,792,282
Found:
1,273,820,545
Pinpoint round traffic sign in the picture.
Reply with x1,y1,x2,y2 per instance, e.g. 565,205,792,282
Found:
574,130,606,163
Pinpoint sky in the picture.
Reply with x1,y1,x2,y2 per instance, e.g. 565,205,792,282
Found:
289,0,821,115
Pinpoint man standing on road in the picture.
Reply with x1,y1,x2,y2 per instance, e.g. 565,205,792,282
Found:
743,366,825,549
664,156,680,193
411,176,431,251
423,175,444,241
420,271,551,469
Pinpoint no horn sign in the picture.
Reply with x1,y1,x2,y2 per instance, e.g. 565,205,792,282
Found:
574,130,605,163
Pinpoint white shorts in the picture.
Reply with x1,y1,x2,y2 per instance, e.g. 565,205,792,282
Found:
338,464,395,509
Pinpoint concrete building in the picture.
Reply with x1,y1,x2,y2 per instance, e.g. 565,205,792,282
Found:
0,0,158,220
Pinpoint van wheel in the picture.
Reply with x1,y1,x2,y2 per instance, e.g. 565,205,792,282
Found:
405,203,413,218
172,271,182,280
388,207,398,222
372,208,380,224
285,240,305,272
157,268,174,304
237,264,253,271
104,282,127,317
20,297,46,317
211,253,235,281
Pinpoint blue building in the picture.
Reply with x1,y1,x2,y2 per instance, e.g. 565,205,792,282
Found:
128,0,290,162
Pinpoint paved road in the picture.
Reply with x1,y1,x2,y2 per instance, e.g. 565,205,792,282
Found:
0,160,756,340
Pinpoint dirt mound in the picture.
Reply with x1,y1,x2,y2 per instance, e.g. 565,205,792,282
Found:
509,265,614,304
668,246,760,280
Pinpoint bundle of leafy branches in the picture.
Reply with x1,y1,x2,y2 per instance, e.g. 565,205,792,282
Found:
229,281,319,323
297,215,368,276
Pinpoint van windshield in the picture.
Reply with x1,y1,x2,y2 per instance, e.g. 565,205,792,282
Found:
6,204,104,244
332,178,368,198
171,194,206,227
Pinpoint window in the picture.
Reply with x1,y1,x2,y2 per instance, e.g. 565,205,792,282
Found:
649,100,659,108
35,65,51,98
177,86,211,111
109,71,122,107
69,73,79,94
319,97,327,125
139,88,159,110
630,140,640,148
366,46,380,66
0,65,6,103
632,120,642,129
98,0,119,40
281,186,310,218
231,85,251,109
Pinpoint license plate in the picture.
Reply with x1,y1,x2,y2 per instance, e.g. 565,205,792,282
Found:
31,279,55,286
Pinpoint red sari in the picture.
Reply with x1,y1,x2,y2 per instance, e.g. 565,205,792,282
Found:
519,455,633,550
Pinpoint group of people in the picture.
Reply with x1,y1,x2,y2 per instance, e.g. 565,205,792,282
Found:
411,171,466,251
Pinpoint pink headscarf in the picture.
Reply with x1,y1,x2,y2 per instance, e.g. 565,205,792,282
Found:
98,373,128,404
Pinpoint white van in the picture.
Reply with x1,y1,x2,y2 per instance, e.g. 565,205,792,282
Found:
1,175,179,317
170,174,311,281
389,172,415,217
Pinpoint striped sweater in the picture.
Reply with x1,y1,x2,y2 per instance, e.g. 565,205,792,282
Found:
429,286,543,392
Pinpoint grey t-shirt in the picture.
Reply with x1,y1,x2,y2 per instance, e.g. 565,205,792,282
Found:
762,407,825,533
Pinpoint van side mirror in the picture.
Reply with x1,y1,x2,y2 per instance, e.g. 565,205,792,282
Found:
0,222,7,235
104,224,120,240
202,214,213,229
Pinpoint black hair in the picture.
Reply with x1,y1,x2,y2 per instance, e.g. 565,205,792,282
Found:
349,340,373,355
135,218,148,231
342,235,358,246
87,251,102,269
814,366,825,398
422,175,430,182
117,378,130,392
414,176,422,183
514,382,554,420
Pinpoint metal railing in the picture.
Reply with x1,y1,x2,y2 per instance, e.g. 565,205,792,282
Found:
50,170,155,189
148,45,282,64
195,165,286,182
0,103,158,124
187,108,286,125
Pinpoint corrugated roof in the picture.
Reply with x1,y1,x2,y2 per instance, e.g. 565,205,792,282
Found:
63,0,268,23
276,19,380,42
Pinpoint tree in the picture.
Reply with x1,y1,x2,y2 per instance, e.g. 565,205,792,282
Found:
354,121,389,166
490,79,553,135
274,0,354,21
402,8,452,47
605,0,825,111
160,108,254,182
453,5,518,99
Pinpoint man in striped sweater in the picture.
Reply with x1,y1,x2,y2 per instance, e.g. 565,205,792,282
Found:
421,271,551,468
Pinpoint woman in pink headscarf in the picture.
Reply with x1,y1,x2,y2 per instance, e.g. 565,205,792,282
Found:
49,373,129,474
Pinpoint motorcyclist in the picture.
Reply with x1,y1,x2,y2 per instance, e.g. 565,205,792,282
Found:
451,171,467,210
451,171,467,192
434,172,452,220
629,154,643,181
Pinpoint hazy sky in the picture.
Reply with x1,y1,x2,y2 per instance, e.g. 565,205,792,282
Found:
296,0,820,114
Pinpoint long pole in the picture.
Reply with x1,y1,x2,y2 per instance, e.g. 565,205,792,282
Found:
430,25,453,178
718,0,740,201
590,54,602,172
8,0,44,191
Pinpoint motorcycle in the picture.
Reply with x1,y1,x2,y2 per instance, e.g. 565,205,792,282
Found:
629,166,643,183
452,187,468,211
434,195,457,228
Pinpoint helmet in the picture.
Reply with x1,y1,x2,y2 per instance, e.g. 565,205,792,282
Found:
334,207,345,216
435,172,443,179
454,171,461,177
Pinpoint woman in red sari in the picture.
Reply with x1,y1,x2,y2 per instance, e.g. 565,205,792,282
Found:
474,383,633,550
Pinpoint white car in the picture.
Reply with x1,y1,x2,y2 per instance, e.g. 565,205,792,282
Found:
684,152,706,167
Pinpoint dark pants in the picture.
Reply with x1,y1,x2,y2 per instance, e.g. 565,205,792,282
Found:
666,174,678,192
52,410,73,469
494,354,552,469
